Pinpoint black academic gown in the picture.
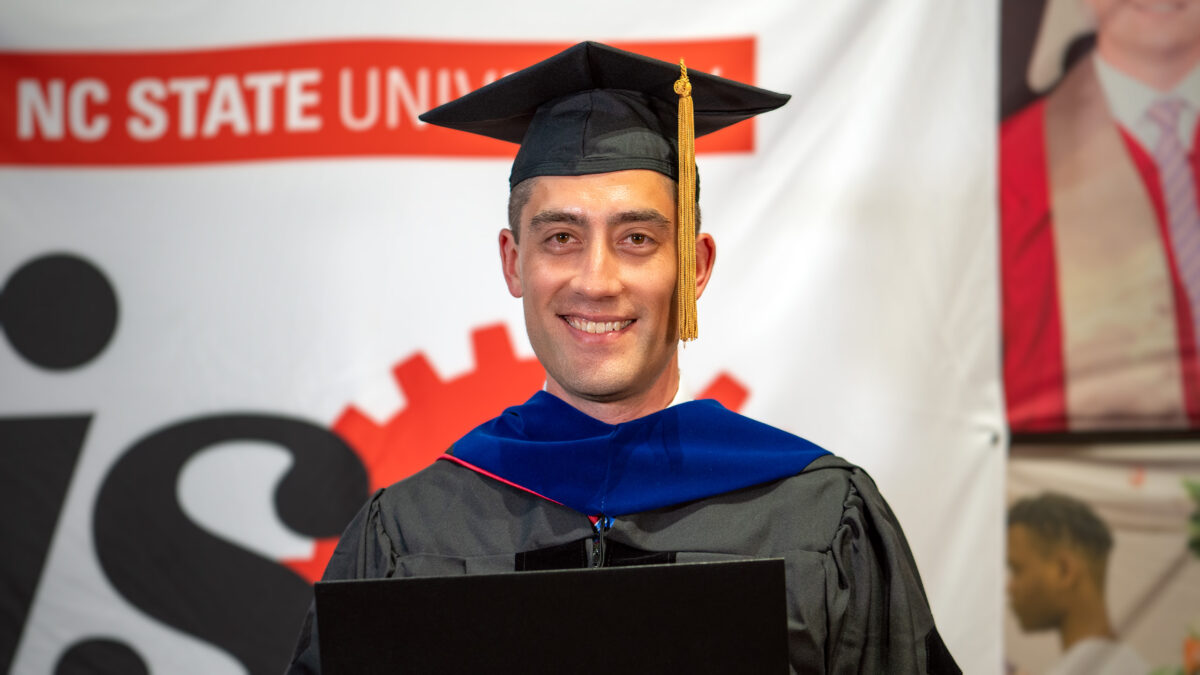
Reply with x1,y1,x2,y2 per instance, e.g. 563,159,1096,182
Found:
286,453,959,674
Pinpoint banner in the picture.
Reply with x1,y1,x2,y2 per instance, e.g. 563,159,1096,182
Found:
1006,446,1200,674
1000,0,1200,433
999,2,1200,670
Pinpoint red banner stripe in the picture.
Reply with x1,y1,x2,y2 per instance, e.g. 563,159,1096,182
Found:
0,38,758,166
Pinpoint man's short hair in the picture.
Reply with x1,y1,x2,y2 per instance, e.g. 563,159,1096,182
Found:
1008,492,1114,584
507,175,701,242
507,178,537,240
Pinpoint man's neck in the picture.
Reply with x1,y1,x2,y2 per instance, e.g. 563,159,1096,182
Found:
1097,41,1200,92
546,369,680,425
1058,597,1115,652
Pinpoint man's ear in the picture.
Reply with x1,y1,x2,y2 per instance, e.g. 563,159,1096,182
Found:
694,232,717,300
499,228,523,298
1052,548,1082,589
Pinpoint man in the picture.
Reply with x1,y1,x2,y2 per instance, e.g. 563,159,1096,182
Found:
1007,492,1148,674
287,42,957,674
1001,0,1200,432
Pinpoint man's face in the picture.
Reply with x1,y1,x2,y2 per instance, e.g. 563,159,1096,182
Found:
1088,0,1200,64
500,170,686,405
1006,524,1066,632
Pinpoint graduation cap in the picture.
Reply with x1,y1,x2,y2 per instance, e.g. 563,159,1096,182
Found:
419,41,789,341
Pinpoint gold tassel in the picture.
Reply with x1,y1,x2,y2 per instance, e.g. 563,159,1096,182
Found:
674,60,698,342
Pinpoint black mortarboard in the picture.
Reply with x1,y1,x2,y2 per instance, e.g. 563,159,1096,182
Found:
419,41,790,340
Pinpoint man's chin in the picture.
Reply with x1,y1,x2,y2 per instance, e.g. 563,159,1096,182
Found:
557,380,635,403
546,368,644,404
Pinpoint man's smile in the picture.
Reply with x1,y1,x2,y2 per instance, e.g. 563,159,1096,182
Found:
562,316,635,335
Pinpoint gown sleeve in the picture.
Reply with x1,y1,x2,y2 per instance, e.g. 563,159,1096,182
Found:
284,489,396,675
823,467,961,675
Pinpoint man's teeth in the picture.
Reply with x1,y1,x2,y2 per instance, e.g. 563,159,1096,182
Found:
567,318,632,334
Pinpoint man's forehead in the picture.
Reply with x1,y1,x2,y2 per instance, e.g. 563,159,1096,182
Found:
527,170,677,195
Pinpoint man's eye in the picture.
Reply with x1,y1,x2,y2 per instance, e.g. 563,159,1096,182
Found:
554,233,571,244
629,234,647,245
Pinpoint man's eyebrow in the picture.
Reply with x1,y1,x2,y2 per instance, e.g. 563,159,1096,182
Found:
528,209,586,230
527,208,671,231
608,209,671,229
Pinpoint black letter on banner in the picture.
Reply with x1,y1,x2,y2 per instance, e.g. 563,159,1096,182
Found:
0,253,118,371
0,416,91,674
93,415,367,675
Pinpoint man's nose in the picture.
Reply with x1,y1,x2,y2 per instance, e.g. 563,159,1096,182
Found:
571,240,622,298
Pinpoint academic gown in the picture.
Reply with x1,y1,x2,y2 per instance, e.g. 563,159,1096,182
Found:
286,393,959,674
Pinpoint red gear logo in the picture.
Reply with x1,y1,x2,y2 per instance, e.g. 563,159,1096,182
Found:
283,323,749,582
